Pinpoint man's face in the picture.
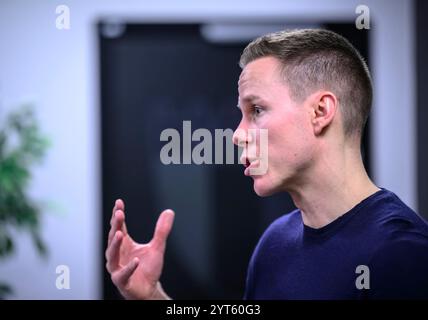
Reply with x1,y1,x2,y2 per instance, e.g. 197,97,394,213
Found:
233,56,317,196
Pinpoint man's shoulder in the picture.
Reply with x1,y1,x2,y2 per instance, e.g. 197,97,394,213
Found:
368,235,428,298
367,189,428,242
361,190,428,298
370,191,428,261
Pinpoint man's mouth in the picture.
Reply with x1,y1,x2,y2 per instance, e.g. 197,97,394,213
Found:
244,159,261,177
244,158,251,168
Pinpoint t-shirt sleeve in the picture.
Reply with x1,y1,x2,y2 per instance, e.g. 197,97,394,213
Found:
368,238,428,299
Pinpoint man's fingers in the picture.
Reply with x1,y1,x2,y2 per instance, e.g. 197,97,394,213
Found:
108,199,125,245
111,199,125,226
106,230,123,273
108,210,122,246
112,257,139,288
151,209,175,250
108,209,128,246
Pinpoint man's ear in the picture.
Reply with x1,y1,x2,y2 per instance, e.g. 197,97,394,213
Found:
311,92,338,136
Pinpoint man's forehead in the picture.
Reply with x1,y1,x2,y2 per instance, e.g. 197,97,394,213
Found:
237,77,267,105
238,69,263,92
238,65,261,85
237,58,288,106
237,69,247,88
237,70,267,105
238,57,281,88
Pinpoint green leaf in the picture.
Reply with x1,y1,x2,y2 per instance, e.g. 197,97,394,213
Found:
0,282,12,299
0,233,14,257
31,229,48,258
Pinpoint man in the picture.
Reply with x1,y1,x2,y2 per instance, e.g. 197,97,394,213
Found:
105,29,428,299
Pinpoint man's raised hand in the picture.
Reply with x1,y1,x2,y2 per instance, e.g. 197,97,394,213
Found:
105,199,174,300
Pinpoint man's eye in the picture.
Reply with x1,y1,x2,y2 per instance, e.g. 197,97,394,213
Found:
253,106,263,116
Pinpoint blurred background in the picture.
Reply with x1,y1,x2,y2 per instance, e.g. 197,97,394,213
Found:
0,0,426,299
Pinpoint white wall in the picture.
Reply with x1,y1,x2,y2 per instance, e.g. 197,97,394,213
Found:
0,0,416,299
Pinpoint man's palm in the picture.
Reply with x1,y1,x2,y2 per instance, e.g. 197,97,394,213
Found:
106,200,174,300
116,235,163,299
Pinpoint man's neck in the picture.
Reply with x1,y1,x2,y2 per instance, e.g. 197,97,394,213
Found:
287,146,380,229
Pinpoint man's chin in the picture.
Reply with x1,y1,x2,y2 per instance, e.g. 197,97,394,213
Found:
253,178,278,197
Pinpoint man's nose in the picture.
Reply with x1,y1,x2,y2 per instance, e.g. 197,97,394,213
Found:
233,124,252,147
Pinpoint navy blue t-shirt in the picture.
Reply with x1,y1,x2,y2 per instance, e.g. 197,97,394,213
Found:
244,189,428,299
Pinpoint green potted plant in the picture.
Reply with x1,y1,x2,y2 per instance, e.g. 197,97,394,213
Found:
0,105,49,298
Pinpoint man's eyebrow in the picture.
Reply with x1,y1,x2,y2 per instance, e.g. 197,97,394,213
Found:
245,94,266,102
238,94,265,107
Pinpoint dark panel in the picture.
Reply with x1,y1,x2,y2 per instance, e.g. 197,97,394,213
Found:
417,0,428,218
